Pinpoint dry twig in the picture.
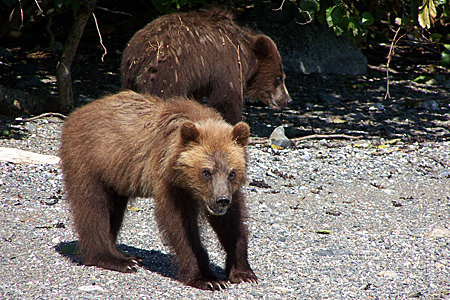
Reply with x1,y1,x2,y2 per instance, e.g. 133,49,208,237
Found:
16,112,67,122
249,134,363,146
292,134,363,142
384,27,406,99
92,13,107,62
273,0,312,25
95,6,132,16
273,0,287,11
33,0,44,15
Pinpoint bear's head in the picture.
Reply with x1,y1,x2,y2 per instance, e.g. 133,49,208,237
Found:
175,120,250,216
246,35,292,109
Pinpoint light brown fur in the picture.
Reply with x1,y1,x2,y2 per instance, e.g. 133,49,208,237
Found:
60,91,257,290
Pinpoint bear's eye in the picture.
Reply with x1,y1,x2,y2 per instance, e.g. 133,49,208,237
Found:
228,171,236,180
201,169,212,179
275,76,282,85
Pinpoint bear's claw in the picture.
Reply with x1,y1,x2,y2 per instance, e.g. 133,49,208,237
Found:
187,278,230,291
228,269,258,284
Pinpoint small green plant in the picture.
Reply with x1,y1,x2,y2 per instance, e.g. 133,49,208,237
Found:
150,0,207,13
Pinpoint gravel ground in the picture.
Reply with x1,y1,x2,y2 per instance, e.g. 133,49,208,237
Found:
1,116,449,299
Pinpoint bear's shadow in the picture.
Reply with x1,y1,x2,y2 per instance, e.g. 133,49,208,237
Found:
54,241,226,281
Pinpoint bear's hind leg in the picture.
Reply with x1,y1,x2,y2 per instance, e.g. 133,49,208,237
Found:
207,191,258,284
70,181,138,273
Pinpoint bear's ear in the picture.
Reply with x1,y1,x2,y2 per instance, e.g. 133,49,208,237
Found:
231,122,250,147
253,35,273,59
180,121,200,145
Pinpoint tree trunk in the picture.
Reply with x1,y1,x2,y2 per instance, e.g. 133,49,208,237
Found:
56,0,97,113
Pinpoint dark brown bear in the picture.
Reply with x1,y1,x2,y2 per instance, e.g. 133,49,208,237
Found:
60,90,257,290
121,8,291,124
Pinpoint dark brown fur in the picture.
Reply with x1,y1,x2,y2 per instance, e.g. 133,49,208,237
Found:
60,91,257,290
121,8,291,124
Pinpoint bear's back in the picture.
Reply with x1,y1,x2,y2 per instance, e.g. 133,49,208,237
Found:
121,9,255,98
60,91,225,197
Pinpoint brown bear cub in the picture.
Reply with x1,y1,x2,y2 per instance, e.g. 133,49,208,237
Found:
60,91,257,290
121,8,291,125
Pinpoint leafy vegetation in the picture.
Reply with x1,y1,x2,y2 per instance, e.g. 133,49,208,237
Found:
139,0,450,66
0,0,448,114
2,0,449,64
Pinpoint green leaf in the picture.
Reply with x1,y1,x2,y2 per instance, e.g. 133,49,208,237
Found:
300,0,320,12
54,0,64,11
441,48,450,68
413,75,430,83
418,0,437,29
444,4,450,17
361,12,374,26
326,5,343,27
348,20,359,36
430,33,443,42
325,6,335,26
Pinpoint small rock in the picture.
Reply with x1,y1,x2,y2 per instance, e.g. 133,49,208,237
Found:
78,285,106,292
422,100,439,111
427,227,450,238
376,86,387,93
0,47,12,60
318,92,341,106
439,170,450,178
369,103,385,111
375,103,385,111
378,270,397,279
426,78,439,85
269,126,292,149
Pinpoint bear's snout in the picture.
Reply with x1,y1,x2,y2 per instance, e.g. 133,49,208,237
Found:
216,195,231,208
207,195,231,216
271,82,292,108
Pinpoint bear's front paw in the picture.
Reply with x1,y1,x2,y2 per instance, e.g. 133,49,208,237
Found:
186,278,230,291
86,255,140,273
228,267,258,284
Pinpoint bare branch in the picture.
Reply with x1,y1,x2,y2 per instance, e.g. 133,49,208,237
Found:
94,6,132,17
272,0,313,25
92,12,107,62
273,0,287,11
33,0,44,16
18,0,24,30
295,9,312,25
16,112,67,122
292,134,363,142
384,27,405,99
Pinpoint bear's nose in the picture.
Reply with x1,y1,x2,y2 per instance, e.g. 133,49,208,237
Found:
216,196,230,208
287,96,293,105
